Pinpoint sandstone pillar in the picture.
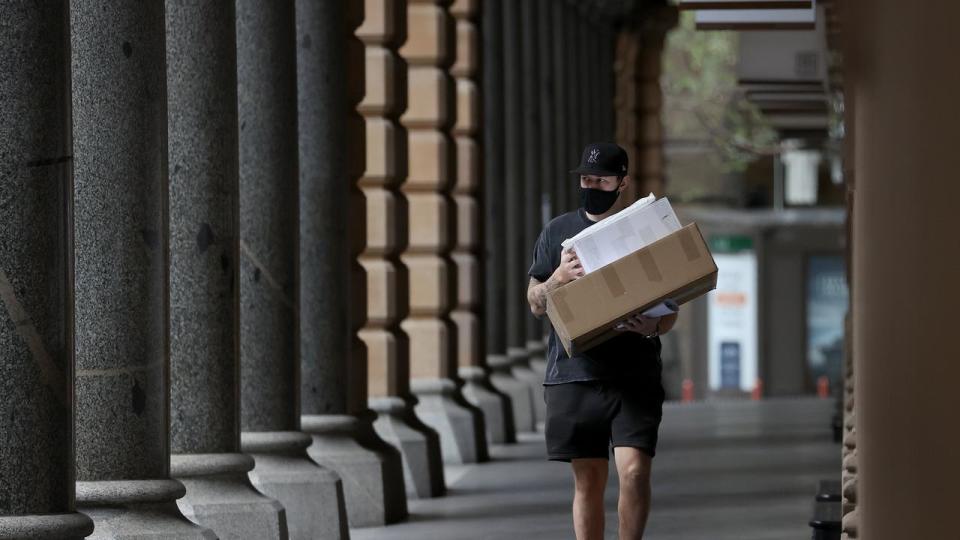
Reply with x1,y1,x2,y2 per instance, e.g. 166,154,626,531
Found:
846,1,960,537
620,7,676,201
357,0,448,499
451,0,514,446
399,0,489,464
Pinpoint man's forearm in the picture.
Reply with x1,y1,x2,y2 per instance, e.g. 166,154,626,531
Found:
528,276,560,316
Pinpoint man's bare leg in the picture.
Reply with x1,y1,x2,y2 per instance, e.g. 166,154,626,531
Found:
571,458,608,540
613,446,652,540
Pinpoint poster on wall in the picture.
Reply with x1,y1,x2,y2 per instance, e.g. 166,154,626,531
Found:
806,255,848,390
707,236,758,392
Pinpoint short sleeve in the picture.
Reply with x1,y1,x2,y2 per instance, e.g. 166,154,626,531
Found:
528,228,553,282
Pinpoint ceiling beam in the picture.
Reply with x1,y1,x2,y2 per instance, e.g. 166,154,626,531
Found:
679,0,812,10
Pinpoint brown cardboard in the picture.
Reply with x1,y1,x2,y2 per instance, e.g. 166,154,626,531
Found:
546,223,718,357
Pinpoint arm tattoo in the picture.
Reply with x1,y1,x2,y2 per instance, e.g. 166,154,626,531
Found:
528,277,553,315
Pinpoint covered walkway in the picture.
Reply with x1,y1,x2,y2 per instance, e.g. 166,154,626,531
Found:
353,397,839,540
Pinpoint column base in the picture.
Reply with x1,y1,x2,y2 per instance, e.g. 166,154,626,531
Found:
526,340,548,426
241,431,348,540
411,378,489,464
510,347,544,428
488,354,536,433
76,479,215,539
171,452,286,539
459,366,516,444
370,396,446,499
0,513,94,540
302,413,408,527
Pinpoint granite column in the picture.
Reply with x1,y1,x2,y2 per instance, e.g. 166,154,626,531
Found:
399,0,489,464
235,2,349,538
551,0,571,215
499,0,537,434
518,0,547,425
537,0,557,221
566,3,583,214
357,0,448,499
165,2,287,537
70,1,212,537
0,2,93,538
295,0,408,526
480,0,526,442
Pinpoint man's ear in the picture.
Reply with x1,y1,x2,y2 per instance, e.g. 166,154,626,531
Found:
618,175,630,193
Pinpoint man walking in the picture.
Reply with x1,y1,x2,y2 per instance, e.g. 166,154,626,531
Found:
526,142,677,540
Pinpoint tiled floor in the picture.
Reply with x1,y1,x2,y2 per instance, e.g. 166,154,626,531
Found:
352,397,840,540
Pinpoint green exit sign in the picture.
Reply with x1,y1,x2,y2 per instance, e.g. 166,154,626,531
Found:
710,235,754,253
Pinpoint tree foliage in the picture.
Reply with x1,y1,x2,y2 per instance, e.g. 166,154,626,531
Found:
662,12,778,173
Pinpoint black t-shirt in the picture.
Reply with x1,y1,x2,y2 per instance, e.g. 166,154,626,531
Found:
529,208,662,385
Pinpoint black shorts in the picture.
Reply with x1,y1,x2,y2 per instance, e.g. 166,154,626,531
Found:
544,378,665,462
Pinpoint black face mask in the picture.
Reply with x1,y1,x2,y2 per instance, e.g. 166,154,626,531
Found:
580,179,622,215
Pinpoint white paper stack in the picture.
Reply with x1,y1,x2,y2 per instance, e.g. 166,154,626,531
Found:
561,193,682,275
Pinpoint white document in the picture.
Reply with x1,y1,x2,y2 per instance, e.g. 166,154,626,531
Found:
561,194,682,274
641,299,679,318
614,299,679,330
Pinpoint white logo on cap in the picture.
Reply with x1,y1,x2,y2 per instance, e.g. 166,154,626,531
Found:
587,148,600,164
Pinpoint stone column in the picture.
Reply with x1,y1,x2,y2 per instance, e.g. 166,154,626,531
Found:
357,0,448,499
590,21,606,142
566,3,584,209
537,0,557,220
481,0,526,442
70,2,212,537
548,0,579,216
535,0,559,372
846,2,960,537
584,17,597,143
295,0,408,527
614,30,639,203
235,2,348,539
499,0,537,434
578,13,591,151
0,3,94,539
451,0,514,446
601,30,616,141
399,0,489,464
165,1,287,538
551,0,572,216
613,8,676,204
517,0,547,426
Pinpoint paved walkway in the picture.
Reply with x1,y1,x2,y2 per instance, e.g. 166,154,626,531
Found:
352,397,840,540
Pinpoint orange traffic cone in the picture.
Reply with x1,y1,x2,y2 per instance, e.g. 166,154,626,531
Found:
682,379,694,403
817,376,830,399
751,378,763,401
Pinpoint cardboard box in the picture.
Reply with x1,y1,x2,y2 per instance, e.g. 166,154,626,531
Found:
546,223,718,357
562,196,682,274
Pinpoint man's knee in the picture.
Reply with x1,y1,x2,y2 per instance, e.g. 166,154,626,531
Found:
572,459,608,495
615,449,652,489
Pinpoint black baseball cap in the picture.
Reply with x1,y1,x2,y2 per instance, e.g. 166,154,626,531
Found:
570,142,628,177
